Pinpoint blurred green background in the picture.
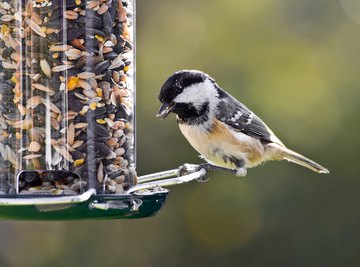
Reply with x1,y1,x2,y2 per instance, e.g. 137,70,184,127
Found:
1,0,360,266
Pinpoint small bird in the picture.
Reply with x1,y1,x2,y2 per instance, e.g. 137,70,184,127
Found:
157,70,329,176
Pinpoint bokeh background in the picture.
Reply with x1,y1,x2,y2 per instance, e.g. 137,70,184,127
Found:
1,0,360,266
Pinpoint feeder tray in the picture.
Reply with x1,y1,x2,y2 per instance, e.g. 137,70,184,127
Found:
0,165,208,220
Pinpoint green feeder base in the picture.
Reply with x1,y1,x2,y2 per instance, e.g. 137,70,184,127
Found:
0,165,210,220
0,191,168,220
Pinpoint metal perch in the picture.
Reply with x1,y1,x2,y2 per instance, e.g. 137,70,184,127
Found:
126,163,237,194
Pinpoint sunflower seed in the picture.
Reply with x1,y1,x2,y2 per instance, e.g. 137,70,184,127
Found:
52,64,74,72
28,128,45,141
86,1,99,9
94,60,111,74
2,61,17,69
103,11,112,36
83,89,98,98
88,97,102,104
97,3,109,14
26,95,42,109
115,175,126,184
78,79,92,90
90,123,110,137
109,55,126,70
2,2,11,10
53,145,74,162
65,48,82,59
113,129,124,138
28,141,41,152
89,78,98,89
64,10,79,20
115,147,125,156
74,92,89,101
1,15,13,22
77,72,95,79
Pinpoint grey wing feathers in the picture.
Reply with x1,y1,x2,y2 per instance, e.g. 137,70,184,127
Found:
215,89,282,145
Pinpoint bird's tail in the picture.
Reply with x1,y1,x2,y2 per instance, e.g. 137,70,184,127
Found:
269,143,329,174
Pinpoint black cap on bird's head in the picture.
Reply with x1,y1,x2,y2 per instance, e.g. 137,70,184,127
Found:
157,70,212,119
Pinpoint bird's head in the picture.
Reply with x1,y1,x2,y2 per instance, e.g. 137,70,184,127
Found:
157,70,219,122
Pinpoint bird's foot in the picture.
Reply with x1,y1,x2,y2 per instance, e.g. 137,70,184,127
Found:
177,163,199,176
178,163,245,181
195,163,212,182
177,163,210,182
235,167,247,177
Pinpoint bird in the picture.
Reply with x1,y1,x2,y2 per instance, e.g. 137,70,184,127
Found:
157,69,329,176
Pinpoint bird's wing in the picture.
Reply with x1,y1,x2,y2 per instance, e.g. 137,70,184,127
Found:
215,90,283,145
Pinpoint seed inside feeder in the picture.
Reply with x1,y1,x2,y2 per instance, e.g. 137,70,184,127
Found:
0,0,136,195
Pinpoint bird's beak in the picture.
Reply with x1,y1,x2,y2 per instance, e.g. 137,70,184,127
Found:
157,101,175,119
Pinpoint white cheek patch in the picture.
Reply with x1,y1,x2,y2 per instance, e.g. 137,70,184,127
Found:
174,84,202,105
173,79,219,111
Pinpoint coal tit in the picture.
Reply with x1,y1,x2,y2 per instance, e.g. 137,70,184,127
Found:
157,70,329,176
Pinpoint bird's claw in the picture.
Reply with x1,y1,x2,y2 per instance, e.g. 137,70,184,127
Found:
235,167,247,177
177,163,246,182
177,163,211,183
194,164,211,182
177,163,199,176
196,174,210,183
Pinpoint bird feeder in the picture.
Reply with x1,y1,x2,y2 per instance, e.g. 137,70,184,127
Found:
0,0,210,220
